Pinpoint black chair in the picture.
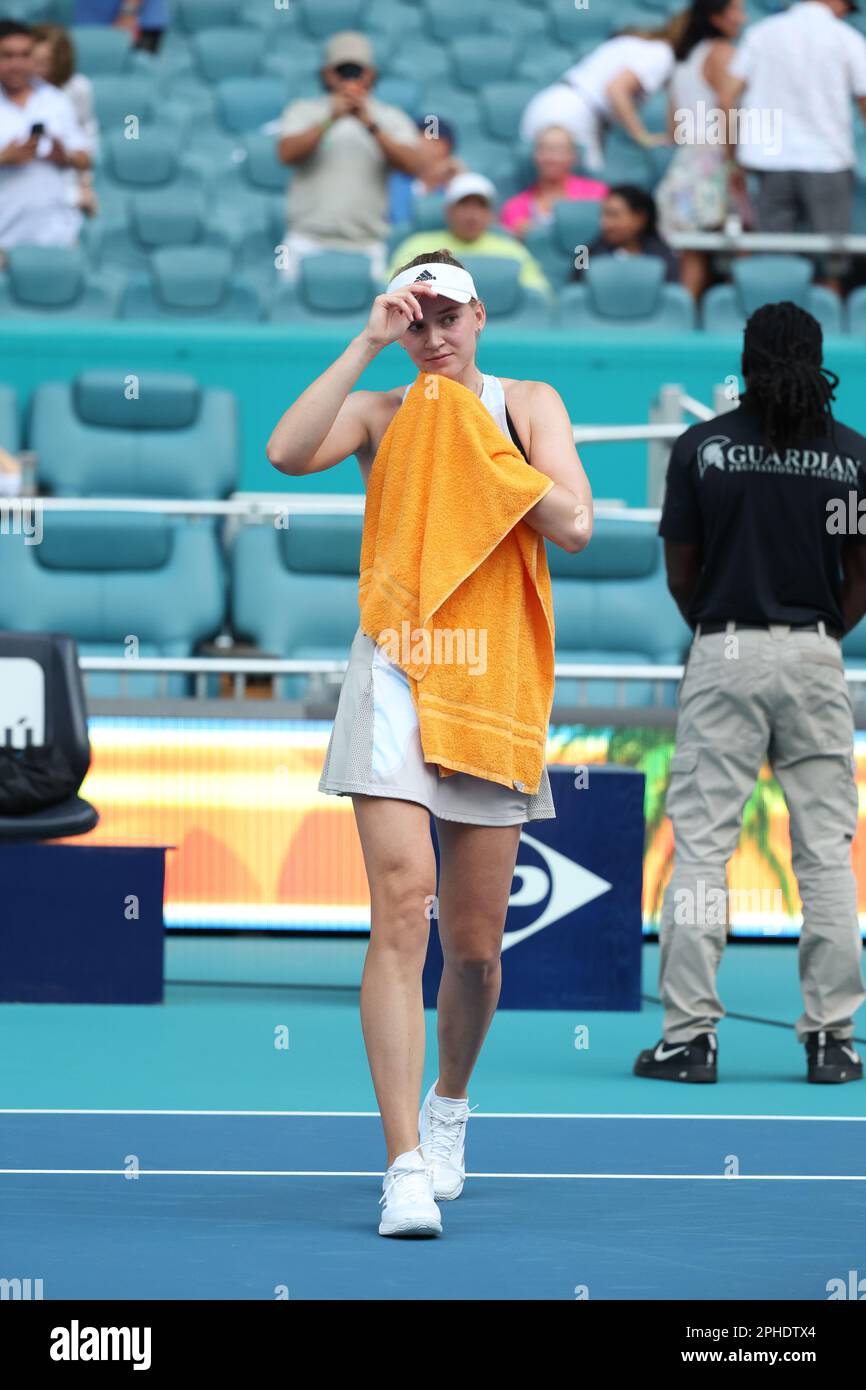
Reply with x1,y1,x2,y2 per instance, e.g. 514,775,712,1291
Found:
0,631,99,842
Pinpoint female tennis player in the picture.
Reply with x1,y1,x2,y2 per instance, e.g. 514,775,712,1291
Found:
267,249,592,1236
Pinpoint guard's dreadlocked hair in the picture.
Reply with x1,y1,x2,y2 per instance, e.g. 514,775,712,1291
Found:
741,302,839,453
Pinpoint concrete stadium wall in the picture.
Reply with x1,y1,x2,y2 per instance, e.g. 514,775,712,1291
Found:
4,322,865,507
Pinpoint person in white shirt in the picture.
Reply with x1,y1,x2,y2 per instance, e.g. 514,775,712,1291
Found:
725,0,866,284
31,23,99,220
519,24,679,172
656,0,747,300
0,19,92,254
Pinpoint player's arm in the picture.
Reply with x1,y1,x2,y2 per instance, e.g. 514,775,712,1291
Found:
841,540,866,635
267,284,439,475
520,383,592,554
664,540,703,623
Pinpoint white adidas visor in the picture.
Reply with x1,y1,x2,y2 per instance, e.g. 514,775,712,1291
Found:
386,262,478,304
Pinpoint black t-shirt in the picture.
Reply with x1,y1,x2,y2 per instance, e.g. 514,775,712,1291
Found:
659,398,866,629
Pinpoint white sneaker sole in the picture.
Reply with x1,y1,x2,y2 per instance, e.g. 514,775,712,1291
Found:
434,1178,464,1201
378,1214,442,1237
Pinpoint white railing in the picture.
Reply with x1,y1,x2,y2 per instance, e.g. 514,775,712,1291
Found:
668,232,866,256
77,656,866,708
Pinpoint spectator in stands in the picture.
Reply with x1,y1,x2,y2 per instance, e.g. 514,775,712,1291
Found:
519,19,681,172
276,31,426,282
0,444,21,496
388,117,466,227
0,19,92,254
73,0,168,55
574,184,680,283
656,0,748,300
386,172,553,300
30,23,98,218
499,125,608,241
725,0,866,291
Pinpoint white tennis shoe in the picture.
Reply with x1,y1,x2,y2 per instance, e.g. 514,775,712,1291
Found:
378,1146,442,1237
419,1083,475,1201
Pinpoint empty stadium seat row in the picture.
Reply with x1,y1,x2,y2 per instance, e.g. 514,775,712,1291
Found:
4,245,866,336
0,510,692,705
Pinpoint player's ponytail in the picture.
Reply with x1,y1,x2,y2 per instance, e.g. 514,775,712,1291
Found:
741,302,839,452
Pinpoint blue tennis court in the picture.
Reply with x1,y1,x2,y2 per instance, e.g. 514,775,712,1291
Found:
2,942,863,1301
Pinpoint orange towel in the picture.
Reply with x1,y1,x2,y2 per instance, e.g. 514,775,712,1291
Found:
358,371,556,796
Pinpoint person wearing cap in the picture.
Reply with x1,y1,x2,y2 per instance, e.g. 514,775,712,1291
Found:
385,172,553,301
276,31,427,282
723,0,866,291
388,116,466,227
267,249,592,1236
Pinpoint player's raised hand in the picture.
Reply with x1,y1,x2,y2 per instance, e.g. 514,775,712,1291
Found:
361,283,439,351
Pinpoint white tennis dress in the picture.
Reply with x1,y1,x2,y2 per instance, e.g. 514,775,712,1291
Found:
317,374,556,826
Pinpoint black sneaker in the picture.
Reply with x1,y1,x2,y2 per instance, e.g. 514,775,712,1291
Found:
805,1031,863,1084
633,1032,718,1083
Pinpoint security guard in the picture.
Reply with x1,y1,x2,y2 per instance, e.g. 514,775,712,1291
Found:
636,302,866,1084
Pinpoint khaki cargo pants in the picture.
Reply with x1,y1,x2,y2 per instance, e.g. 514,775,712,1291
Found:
660,624,866,1043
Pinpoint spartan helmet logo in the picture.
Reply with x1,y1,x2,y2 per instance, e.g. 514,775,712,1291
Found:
697,435,731,480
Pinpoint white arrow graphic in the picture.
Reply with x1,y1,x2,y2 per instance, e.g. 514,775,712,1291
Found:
501,831,612,953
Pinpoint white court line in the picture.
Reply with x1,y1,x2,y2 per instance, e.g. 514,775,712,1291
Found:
0,1109,863,1122
0,1168,864,1181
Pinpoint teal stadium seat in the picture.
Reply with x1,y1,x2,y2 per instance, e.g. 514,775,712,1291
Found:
846,288,866,337
702,256,844,335
91,190,234,273
489,5,550,43
385,38,450,84
69,24,139,76
90,74,181,141
366,0,422,39
479,82,543,145
190,26,267,83
516,45,577,86
525,198,604,290
0,247,120,319
94,130,208,221
449,37,520,90
269,252,381,328
548,6,615,49
598,128,670,190
0,383,20,453
0,514,225,698
294,0,365,39
559,256,696,333
418,80,482,139
459,255,554,330
215,77,289,134
232,515,364,701
374,77,422,113
408,191,447,232
420,0,490,41
547,518,691,709
30,371,238,499
172,0,244,31
120,247,263,321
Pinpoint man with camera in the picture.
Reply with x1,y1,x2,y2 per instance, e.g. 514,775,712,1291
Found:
276,31,427,283
0,18,91,254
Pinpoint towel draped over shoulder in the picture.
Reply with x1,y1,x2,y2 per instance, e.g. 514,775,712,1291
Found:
358,371,556,796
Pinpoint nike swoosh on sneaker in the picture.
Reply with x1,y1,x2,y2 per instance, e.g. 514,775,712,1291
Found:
654,1043,688,1062
841,1046,861,1065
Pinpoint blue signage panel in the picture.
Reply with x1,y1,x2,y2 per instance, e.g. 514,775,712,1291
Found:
0,844,166,1003
422,765,645,1010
